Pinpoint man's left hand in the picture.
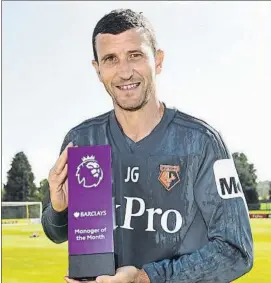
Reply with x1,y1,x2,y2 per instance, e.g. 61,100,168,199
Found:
64,266,149,283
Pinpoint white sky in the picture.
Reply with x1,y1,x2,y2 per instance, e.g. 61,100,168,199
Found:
2,1,271,186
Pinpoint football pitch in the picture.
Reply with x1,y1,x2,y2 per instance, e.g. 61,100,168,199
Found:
2,218,271,283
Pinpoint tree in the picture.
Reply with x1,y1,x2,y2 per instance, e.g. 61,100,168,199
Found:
2,184,6,199
257,181,271,200
232,153,257,189
232,152,260,210
4,152,37,201
36,178,49,202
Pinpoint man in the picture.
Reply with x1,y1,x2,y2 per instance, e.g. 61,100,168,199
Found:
42,8,253,283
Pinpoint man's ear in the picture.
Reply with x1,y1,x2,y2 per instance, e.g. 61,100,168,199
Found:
155,49,164,75
92,60,102,82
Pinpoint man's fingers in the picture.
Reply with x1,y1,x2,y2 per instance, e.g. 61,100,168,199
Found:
64,277,96,283
64,276,80,283
96,275,117,283
64,274,115,283
57,164,68,183
54,142,73,175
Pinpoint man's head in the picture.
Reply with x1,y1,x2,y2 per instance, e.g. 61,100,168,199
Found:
92,9,164,112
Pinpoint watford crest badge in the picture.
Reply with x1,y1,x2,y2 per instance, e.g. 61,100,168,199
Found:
158,164,181,191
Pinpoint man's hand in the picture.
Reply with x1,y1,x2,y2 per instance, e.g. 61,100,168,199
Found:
64,266,150,283
48,142,75,212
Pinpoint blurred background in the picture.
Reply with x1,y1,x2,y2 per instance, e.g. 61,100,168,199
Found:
1,1,271,283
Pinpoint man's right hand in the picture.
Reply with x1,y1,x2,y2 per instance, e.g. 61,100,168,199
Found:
48,142,74,212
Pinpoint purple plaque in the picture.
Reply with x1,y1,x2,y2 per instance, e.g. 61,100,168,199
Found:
68,145,115,280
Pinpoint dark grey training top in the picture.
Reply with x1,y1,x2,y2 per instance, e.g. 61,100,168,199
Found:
42,104,253,283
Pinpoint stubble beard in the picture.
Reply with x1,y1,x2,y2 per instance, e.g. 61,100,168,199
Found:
107,83,155,112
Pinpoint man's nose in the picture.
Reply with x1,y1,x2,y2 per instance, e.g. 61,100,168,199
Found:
117,59,133,80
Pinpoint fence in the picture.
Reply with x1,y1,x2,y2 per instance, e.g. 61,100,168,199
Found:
259,202,271,211
249,201,271,219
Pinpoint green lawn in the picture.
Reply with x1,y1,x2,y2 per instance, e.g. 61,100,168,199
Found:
2,224,68,283
2,219,271,283
234,219,271,283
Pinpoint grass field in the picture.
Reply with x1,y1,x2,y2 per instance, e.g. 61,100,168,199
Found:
2,218,271,283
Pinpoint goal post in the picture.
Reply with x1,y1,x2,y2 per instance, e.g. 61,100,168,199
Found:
1,202,42,225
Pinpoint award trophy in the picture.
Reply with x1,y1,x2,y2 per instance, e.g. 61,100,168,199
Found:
67,145,115,280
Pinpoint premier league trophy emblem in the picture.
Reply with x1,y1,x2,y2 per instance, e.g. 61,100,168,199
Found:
68,145,115,280
76,155,104,188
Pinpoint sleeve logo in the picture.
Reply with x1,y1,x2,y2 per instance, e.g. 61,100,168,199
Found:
213,159,244,199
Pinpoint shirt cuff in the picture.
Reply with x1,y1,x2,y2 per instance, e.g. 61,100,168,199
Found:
47,203,68,227
142,263,162,283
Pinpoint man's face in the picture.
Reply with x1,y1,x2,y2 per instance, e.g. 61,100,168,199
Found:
92,28,164,111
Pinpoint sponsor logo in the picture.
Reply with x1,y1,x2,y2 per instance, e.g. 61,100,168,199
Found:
249,214,269,219
158,165,180,191
219,176,242,196
76,155,103,188
73,212,80,218
213,158,249,215
214,159,244,199
115,197,183,233
73,210,107,219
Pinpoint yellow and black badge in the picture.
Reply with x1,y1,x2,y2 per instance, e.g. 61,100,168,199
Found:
158,164,181,191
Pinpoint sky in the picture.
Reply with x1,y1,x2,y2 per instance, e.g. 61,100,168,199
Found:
2,1,271,186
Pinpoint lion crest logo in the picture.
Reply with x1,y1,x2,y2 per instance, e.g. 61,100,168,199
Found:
76,155,103,188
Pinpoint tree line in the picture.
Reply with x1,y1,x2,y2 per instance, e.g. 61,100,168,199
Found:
2,151,271,210
2,152,49,203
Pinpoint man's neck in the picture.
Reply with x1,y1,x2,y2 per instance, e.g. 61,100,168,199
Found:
114,98,164,143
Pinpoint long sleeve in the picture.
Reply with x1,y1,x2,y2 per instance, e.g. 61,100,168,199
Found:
41,197,68,244
142,133,253,283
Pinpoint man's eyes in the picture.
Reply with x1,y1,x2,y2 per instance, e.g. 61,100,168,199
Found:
103,53,143,64
130,53,143,59
105,56,116,62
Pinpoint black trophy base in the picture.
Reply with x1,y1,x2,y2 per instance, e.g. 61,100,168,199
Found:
69,253,115,281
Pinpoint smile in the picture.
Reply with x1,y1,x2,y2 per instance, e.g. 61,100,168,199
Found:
116,82,140,90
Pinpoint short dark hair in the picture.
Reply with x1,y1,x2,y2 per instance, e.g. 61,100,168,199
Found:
92,9,157,62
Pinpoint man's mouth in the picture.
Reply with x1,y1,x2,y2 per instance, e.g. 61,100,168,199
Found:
116,82,140,91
